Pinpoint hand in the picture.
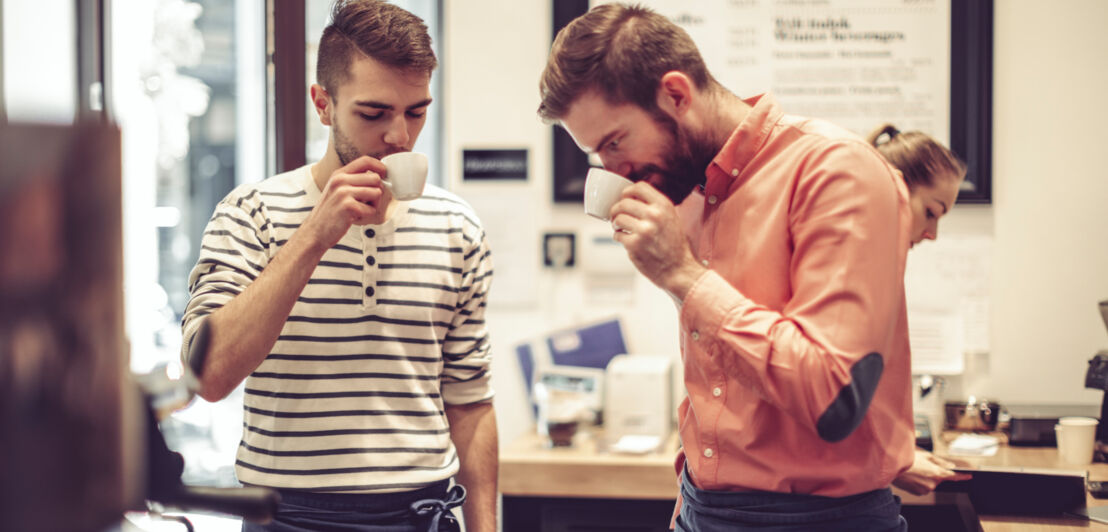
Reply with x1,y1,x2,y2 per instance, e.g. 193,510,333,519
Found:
609,182,705,301
301,156,388,250
892,449,973,496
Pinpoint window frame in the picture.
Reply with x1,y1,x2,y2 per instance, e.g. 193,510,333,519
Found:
270,0,308,174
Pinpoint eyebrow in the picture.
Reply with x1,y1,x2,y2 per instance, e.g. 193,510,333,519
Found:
937,200,949,214
353,98,433,111
592,130,619,155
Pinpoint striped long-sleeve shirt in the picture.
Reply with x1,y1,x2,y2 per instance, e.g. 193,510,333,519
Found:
180,164,494,493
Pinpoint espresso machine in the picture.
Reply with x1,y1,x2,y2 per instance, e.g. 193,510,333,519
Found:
1085,300,1108,446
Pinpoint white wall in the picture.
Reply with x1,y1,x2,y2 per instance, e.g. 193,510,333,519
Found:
978,0,1108,404
442,1,1108,445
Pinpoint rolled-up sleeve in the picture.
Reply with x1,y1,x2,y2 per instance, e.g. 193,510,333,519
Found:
440,223,494,405
180,192,271,365
680,142,903,442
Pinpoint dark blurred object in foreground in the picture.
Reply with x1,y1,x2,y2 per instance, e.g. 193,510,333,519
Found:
0,121,142,532
0,121,278,530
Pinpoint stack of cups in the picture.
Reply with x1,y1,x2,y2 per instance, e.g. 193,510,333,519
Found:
1055,416,1098,465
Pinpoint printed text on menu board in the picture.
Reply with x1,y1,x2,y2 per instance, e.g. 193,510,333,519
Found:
593,0,951,143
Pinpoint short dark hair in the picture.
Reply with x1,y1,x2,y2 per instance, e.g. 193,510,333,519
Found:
867,124,967,190
538,3,714,123
316,0,437,96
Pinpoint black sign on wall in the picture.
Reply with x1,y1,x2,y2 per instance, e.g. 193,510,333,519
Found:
462,149,528,181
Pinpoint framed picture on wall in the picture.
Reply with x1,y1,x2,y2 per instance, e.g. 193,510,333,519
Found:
551,0,592,203
550,0,993,204
949,0,993,203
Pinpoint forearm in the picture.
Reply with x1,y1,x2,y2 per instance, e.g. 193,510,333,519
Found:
195,231,327,401
446,401,498,532
682,271,893,435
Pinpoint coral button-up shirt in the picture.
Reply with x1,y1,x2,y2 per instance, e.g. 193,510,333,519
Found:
673,93,915,497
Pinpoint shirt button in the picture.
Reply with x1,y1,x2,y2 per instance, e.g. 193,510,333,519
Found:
691,331,700,341
730,168,739,177
712,387,722,397
701,259,709,267
365,228,375,238
366,256,376,266
365,286,375,297
707,195,718,205
703,448,714,458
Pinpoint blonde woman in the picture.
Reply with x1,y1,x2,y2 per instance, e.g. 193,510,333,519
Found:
869,124,973,496
868,124,966,249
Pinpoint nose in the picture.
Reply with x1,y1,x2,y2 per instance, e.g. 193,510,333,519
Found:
923,222,938,241
383,114,410,148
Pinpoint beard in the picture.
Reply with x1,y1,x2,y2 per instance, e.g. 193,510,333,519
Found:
626,111,720,206
332,117,403,165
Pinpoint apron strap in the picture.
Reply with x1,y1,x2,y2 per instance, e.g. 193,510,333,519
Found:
409,484,466,532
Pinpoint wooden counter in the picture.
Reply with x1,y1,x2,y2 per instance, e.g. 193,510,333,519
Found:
501,427,1108,530
500,428,680,500
898,433,1108,531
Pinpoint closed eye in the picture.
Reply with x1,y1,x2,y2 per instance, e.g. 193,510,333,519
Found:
406,110,426,118
359,112,383,121
925,208,935,220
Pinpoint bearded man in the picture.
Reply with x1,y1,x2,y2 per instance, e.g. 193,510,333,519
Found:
539,4,915,531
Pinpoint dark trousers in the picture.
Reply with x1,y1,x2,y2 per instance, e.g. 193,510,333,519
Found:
676,468,907,531
242,480,465,532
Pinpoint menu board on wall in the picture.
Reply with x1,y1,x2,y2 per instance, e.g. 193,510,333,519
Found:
593,0,952,144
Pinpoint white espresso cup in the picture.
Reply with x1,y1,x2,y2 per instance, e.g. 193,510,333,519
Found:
584,167,633,221
380,152,429,201
1055,416,1098,465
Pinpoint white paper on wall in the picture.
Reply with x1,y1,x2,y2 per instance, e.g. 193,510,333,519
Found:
464,187,539,308
580,232,637,306
908,307,965,375
905,235,993,367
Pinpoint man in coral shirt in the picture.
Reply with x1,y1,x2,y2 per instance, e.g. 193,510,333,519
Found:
539,4,916,531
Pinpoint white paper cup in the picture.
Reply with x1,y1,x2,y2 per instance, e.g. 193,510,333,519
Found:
380,152,428,201
584,167,633,221
1056,416,1098,465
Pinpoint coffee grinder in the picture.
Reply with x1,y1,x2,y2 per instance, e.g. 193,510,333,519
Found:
1083,300,1108,454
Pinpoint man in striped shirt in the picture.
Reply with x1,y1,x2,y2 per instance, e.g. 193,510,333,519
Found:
180,2,496,530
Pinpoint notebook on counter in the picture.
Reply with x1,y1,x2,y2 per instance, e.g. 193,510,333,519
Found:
939,465,1086,516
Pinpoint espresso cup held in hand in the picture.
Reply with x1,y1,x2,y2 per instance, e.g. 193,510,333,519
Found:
584,167,633,221
380,152,429,201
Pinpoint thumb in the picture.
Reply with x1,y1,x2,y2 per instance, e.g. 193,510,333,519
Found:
931,455,958,469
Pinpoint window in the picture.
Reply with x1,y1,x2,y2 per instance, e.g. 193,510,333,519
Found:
2,0,77,123
110,0,266,488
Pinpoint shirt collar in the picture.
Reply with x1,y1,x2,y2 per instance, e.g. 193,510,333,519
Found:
705,93,783,194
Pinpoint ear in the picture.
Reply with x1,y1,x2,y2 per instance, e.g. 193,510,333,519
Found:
310,84,333,127
656,71,695,119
